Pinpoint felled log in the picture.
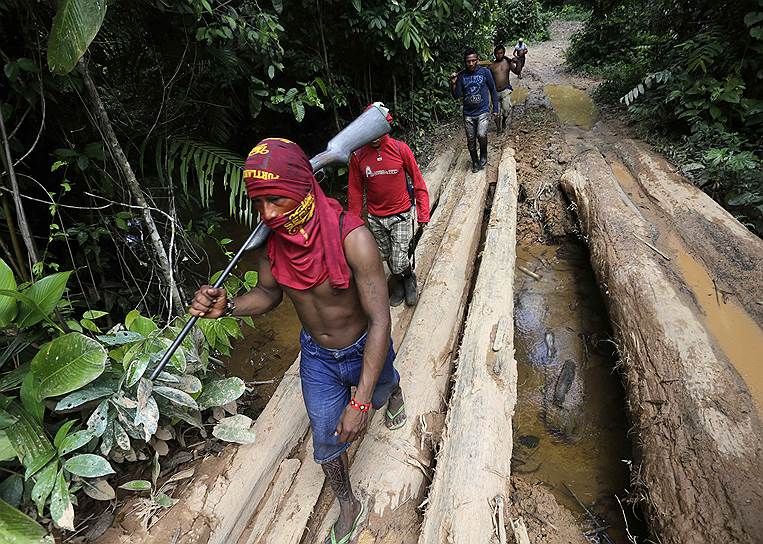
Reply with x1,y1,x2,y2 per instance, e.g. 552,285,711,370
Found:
309,157,491,544
238,152,469,544
560,149,763,544
418,147,518,543
100,147,459,544
613,139,763,323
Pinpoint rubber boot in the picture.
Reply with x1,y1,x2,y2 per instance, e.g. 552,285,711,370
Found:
402,267,418,307
469,149,479,173
388,274,405,307
478,141,488,169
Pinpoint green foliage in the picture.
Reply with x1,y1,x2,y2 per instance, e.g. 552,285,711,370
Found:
0,260,256,536
47,0,108,74
493,0,550,46
568,0,763,235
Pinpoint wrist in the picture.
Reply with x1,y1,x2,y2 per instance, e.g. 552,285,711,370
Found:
222,296,237,317
349,397,371,413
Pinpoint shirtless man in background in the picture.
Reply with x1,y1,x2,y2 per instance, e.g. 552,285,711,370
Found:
489,45,515,133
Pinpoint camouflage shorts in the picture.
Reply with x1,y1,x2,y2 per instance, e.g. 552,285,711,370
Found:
367,209,414,275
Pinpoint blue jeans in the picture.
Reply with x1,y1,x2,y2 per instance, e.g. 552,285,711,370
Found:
299,329,400,463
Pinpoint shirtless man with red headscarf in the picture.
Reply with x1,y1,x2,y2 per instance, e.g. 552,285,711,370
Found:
189,138,406,544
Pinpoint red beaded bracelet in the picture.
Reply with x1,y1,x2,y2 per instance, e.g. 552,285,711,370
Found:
349,398,371,412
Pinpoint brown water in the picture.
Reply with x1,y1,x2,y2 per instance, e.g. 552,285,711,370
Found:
544,84,598,129
667,236,763,417
512,86,529,105
514,242,636,541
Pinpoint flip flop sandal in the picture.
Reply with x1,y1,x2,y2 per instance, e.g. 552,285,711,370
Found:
385,403,407,431
326,502,364,544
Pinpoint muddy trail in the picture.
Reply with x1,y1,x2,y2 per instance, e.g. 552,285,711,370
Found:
98,21,763,544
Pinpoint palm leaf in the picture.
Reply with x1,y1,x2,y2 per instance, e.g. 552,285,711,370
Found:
165,138,253,225
47,0,108,75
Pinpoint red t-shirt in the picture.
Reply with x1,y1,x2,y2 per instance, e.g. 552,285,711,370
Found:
347,136,430,223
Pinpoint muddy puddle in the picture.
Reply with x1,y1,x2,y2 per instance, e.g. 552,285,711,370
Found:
512,86,529,105
544,84,598,129
513,241,639,542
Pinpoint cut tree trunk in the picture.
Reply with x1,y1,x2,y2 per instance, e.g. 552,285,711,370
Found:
560,149,763,544
612,139,763,323
77,60,183,316
239,151,468,544
309,159,490,544
418,147,518,543
100,147,460,544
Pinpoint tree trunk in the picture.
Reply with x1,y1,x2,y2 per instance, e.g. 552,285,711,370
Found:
309,159,490,544
0,100,37,277
560,148,763,544
419,147,518,543
0,192,28,281
77,59,184,316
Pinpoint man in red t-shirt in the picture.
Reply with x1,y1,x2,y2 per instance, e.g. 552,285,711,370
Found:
348,129,430,307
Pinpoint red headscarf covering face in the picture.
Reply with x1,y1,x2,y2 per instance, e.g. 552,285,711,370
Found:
244,138,362,291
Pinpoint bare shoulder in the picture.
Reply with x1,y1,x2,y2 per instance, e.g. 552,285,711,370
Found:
343,226,383,270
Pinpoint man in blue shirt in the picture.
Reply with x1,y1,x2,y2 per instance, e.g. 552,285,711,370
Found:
450,47,499,173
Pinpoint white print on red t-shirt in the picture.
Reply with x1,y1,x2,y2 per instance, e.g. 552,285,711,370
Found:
365,166,400,178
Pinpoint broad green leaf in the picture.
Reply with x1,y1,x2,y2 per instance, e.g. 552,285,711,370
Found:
58,430,94,456
112,422,130,451
81,478,115,501
154,492,177,508
63,454,114,478
86,400,109,437
0,259,17,328
0,291,59,330
53,420,77,449
47,0,108,75
125,310,157,336
351,0,361,12
125,354,150,387
134,395,158,441
0,409,16,430
95,331,144,346
19,374,43,423
118,479,151,491
5,403,55,479
0,496,49,543
0,431,15,461
31,333,106,398
197,377,245,410
80,318,100,333
153,386,198,410
157,374,201,395
0,363,30,393
212,414,257,444
82,310,108,320
0,474,23,507
50,470,74,531
292,100,305,122
15,271,71,327
31,461,57,516
55,385,113,411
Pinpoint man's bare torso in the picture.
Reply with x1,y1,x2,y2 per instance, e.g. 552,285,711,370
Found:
259,235,370,349
283,277,367,349
490,59,512,92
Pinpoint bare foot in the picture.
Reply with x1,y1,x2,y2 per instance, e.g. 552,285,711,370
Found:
325,497,362,544
385,385,407,430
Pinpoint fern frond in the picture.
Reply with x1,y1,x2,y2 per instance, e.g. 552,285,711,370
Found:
165,138,253,226
620,70,672,106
